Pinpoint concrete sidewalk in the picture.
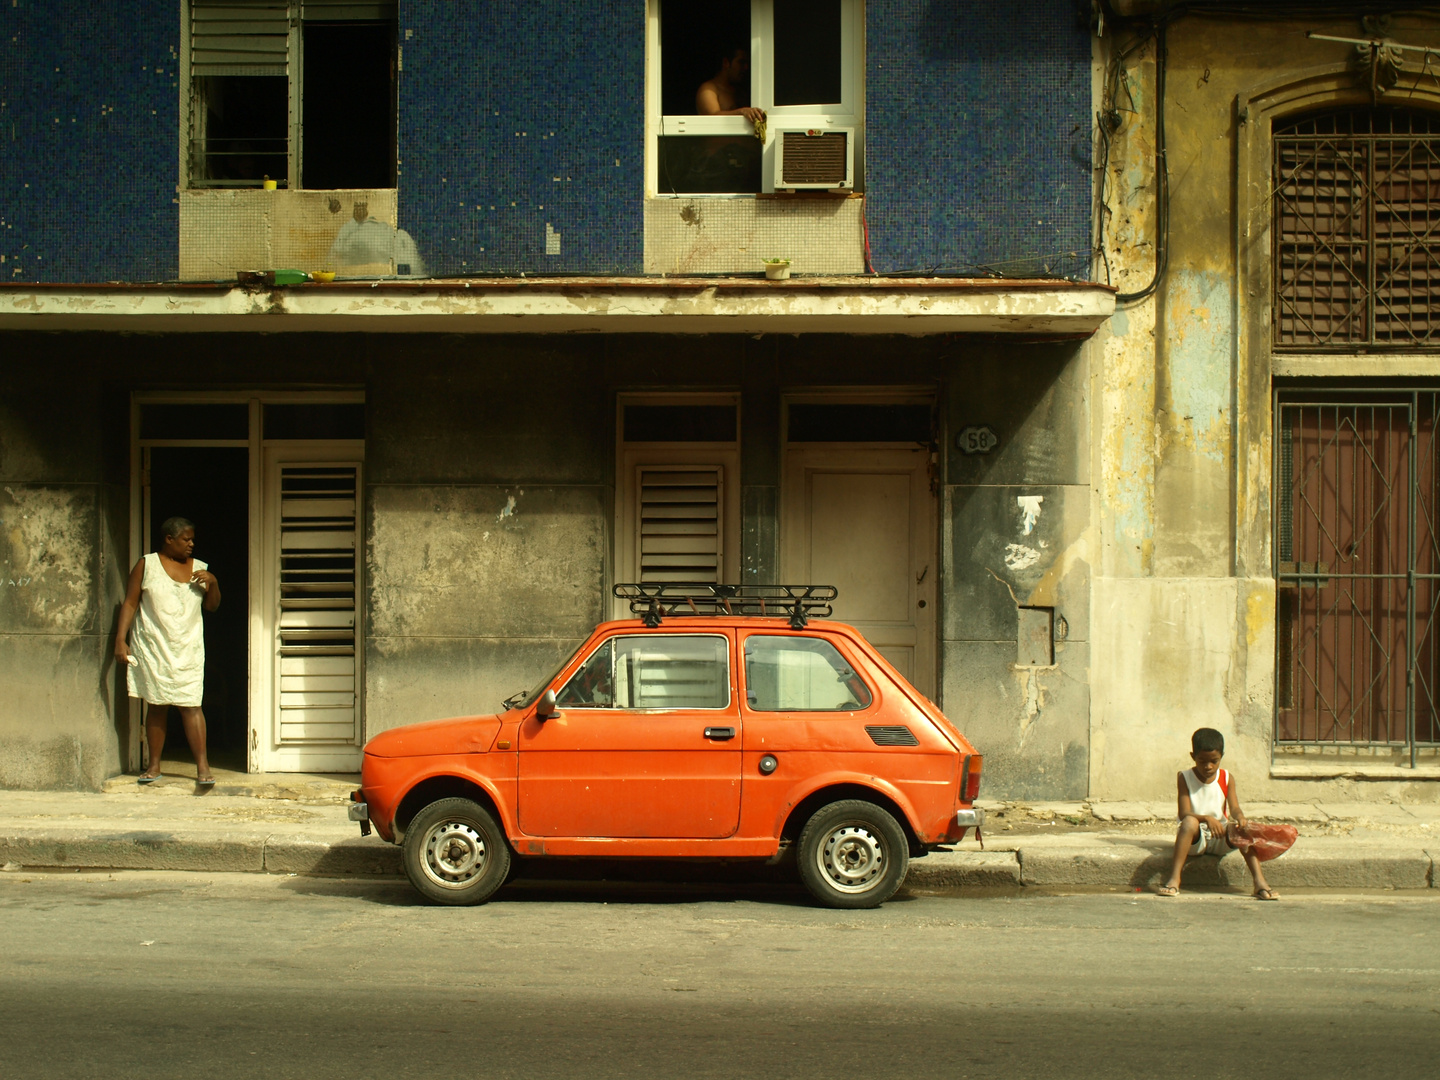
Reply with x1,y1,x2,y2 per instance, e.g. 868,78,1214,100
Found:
0,785,1434,892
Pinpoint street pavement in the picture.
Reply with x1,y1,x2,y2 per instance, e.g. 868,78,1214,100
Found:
0,780,1434,893
0,871,1436,1079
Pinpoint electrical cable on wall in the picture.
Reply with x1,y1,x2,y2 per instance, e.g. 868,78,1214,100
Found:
1093,17,1169,304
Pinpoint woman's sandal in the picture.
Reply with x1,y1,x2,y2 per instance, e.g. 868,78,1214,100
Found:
1155,885,1179,897
1253,887,1280,901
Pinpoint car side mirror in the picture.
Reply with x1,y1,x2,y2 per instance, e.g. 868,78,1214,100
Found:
536,688,559,721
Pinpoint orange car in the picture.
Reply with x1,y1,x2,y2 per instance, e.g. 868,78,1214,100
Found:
350,585,983,908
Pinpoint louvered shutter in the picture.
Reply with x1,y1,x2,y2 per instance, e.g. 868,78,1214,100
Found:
636,467,723,584
1274,108,1440,348
276,465,358,745
191,0,290,77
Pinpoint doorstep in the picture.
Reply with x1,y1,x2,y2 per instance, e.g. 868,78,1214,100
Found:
102,767,358,805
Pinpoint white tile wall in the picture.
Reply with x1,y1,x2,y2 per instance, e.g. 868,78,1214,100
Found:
644,197,865,275
178,189,399,281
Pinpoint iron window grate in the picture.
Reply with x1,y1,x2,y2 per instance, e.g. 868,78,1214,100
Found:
1273,108,1440,351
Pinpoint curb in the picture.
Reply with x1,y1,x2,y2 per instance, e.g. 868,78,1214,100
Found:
0,829,400,876
1,831,1433,891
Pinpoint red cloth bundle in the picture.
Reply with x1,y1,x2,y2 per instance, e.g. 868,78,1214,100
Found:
1226,822,1298,862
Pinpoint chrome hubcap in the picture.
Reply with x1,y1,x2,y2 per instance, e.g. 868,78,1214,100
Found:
817,822,885,893
421,820,487,889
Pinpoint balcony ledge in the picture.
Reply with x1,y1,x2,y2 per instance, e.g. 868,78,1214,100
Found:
0,277,1116,336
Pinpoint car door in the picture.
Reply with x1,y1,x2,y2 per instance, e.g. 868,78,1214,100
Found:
517,632,742,838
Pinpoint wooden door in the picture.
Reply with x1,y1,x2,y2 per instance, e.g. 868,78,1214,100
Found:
782,448,936,696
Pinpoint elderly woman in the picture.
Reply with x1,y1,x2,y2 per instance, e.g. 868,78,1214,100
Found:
114,516,222,785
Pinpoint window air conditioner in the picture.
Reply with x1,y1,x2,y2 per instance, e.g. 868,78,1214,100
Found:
773,128,853,191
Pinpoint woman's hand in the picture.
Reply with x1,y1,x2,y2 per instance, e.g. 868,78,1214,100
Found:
114,640,129,665
190,569,217,592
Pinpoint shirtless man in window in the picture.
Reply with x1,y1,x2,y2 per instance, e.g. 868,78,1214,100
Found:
696,45,766,123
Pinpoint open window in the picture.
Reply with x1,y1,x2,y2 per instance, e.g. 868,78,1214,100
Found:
186,0,397,189
649,0,862,196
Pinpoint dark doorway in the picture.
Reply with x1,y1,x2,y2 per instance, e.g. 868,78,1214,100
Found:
147,448,250,771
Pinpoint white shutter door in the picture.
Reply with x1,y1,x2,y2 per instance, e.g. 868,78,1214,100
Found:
637,467,723,584
191,0,290,77
276,465,358,744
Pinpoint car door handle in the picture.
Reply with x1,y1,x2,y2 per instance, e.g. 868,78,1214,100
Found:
704,727,736,740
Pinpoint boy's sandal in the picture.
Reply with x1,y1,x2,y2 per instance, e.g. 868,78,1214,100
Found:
1253,888,1280,901
1155,885,1179,897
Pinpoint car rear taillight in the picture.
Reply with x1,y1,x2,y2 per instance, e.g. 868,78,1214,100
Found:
960,754,983,802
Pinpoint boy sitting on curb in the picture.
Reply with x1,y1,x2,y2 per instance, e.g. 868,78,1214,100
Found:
1156,727,1279,900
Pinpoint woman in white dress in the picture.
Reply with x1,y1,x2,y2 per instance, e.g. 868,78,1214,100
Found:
114,517,222,785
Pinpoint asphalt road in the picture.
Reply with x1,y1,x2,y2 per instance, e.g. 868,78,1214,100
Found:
1,870,1437,1079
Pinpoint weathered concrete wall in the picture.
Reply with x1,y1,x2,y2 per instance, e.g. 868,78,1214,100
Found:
0,330,1094,793
0,485,117,789
365,484,606,731
1090,13,1440,803
0,347,131,788
943,342,1091,798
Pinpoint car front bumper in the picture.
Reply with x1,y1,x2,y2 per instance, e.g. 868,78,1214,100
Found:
348,796,371,836
953,808,984,829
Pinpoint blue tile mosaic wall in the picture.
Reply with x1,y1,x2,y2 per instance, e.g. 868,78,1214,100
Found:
865,0,1092,278
397,1,645,276
1,1,1090,283
1,2,178,283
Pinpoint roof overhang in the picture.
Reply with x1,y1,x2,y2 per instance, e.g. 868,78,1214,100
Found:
0,277,1115,336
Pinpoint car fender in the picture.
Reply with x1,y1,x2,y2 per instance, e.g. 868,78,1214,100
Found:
388,762,518,841
768,769,925,840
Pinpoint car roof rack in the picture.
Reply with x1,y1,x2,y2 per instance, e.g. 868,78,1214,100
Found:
613,583,837,630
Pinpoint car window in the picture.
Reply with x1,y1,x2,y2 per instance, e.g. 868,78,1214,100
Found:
557,640,614,707
558,634,730,710
744,635,873,712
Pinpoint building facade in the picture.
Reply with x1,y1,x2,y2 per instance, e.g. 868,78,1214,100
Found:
2,1,1435,805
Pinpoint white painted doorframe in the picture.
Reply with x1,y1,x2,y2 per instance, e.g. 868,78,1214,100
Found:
128,391,364,774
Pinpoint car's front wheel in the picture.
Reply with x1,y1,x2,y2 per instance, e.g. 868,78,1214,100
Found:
402,797,512,906
797,800,909,909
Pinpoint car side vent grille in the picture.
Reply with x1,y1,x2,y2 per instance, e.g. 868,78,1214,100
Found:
865,725,919,747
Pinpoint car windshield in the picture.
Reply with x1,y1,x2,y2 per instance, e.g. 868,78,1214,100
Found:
501,640,588,711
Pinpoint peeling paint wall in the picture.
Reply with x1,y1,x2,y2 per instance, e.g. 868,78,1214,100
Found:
1089,12,1440,803
178,190,401,282
943,341,1091,798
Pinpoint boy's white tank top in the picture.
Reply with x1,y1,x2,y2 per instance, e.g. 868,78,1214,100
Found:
1180,768,1228,821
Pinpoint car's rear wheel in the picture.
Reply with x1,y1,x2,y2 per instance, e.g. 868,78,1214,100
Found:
402,797,512,906
796,800,909,909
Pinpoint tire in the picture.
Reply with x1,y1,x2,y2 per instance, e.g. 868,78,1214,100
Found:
402,797,512,906
796,800,910,909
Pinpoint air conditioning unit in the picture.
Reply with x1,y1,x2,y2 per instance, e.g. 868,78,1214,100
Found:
773,128,853,191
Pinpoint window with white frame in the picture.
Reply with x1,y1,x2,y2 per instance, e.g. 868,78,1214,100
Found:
649,0,863,196
185,0,397,189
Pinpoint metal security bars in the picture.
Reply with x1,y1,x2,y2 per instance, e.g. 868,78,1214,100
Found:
1273,108,1440,349
1275,391,1440,765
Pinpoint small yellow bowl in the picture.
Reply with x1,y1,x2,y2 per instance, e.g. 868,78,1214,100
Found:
310,271,336,283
